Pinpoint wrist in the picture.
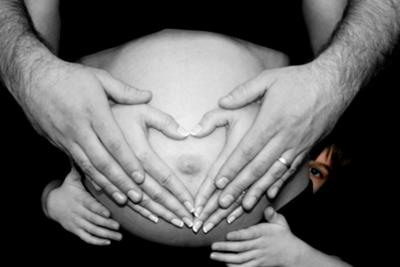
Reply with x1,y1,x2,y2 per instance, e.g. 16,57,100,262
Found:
2,34,58,105
41,179,63,219
308,54,359,113
291,239,318,267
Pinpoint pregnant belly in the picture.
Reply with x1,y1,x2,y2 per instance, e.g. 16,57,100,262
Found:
84,118,270,247
81,30,307,246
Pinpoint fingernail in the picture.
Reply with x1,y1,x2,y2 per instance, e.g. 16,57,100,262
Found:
194,206,203,218
127,190,141,203
171,218,184,228
111,222,120,229
210,253,216,259
102,210,110,217
203,222,215,233
221,194,234,207
184,201,195,213
177,126,190,137
190,125,202,136
92,181,102,191
131,171,145,184
105,240,111,245
269,187,278,199
215,177,229,189
149,214,159,223
112,192,127,204
227,215,236,224
245,196,257,209
192,220,203,233
183,217,194,228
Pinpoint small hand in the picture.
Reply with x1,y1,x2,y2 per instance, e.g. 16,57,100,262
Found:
211,207,304,267
47,168,122,246
214,64,340,211
112,104,195,227
23,60,153,205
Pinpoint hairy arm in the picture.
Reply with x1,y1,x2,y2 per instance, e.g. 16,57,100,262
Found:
209,0,400,213
0,0,53,104
314,0,400,106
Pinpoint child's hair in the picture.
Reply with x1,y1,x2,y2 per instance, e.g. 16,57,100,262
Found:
309,134,353,182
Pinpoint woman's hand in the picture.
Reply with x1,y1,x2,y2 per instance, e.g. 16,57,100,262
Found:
47,169,122,246
21,59,153,205
112,104,195,227
192,106,258,232
213,63,344,210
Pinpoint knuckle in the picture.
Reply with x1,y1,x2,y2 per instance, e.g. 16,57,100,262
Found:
240,147,256,162
136,150,150,162
231,183,247,196
250,164,266,178
107,140,123,154
150,191,164,203
163,114,176,127
139,196,151,208
202,111,214,125
159,172,173,186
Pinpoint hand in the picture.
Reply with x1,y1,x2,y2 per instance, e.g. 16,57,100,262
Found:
211,207,305,267
112,104,195,227
47,168,122,246
22,59,152,205
214,63,342,210
191,106,258,232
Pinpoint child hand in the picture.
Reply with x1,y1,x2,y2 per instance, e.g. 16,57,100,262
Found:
211,207,306,267
47,168,123,245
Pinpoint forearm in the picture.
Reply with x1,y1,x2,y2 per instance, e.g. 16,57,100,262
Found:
312,0,400,109
0,0,56,104
296,242,353,267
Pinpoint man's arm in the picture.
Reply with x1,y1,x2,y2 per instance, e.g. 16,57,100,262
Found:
315,0,400,102
205,0,400,211
0,0,149,204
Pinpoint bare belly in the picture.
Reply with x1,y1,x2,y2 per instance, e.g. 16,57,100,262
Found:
82,30,308,246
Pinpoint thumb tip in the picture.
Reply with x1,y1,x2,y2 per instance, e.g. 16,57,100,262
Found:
218,96,232,107
264,207,275,220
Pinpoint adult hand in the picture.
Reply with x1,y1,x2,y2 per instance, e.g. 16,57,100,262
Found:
112,104,195,226
21,59,152,205
214,63,344,210
192,106,258,233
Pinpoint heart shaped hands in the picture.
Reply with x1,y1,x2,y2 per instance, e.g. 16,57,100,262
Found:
110,104,195,228
191,105,260,233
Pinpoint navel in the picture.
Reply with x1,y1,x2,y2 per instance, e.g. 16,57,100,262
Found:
176,154,203,176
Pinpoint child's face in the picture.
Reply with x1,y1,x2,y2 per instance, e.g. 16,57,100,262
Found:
308,148,333,193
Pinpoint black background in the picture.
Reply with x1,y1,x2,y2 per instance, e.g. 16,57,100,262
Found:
2,1,398,265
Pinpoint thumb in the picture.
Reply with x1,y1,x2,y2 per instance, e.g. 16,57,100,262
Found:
95,69,152,104
190,109,231,138
264,207,289,227
144,107,189,140
219,72,271,109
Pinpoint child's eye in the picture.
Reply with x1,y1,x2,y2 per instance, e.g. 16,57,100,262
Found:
309,167,322,178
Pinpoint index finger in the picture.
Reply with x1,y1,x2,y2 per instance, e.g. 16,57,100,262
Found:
92,110,145,184
213,114,275,191
128,124,195,213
